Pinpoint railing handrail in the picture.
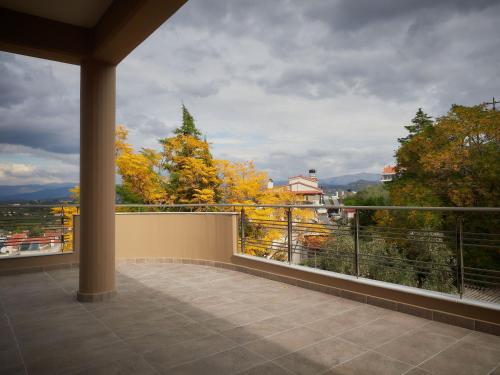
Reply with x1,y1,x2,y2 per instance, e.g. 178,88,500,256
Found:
1,203,500,212
1,202,498,304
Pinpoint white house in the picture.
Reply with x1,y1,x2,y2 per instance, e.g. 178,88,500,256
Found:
287,169,324,204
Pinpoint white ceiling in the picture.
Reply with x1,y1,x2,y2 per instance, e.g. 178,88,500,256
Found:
0,0,113,28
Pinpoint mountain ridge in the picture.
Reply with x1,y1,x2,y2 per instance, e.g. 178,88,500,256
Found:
321,172,380,185
273,172,380,186
0,183,76,202
0,172,382,202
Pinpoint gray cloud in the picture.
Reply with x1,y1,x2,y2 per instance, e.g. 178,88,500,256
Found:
0,144,79,165
0,55,79,154
122,114,175,141
1,0,499,184
0,162,77,185
252,145,392,181
163,0,500,107
304,0,497,32
174,79,229,98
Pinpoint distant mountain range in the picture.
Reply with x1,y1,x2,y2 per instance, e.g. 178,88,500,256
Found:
0,173,381,203
321,173,380,186
0,183,76,203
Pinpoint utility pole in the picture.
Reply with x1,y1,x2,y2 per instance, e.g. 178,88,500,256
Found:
486,97,499,111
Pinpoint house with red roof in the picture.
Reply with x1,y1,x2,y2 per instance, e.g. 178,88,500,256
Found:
287,169,324,204
2,231,62,255
381,165,396,183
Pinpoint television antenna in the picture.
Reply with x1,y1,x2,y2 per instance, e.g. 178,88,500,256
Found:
485,97,499,110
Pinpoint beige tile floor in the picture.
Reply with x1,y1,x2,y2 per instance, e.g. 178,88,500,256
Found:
0,263,499,375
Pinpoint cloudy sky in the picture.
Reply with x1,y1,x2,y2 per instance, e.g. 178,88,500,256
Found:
1,0,499,185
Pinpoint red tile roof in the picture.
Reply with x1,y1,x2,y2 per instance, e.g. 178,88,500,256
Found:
383,166,396,174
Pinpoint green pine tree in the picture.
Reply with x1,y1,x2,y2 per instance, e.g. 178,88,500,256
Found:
174,104,202,138
398,108,433,144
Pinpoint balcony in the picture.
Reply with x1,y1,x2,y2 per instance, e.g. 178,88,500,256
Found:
3,2,498,374
1,204,500,374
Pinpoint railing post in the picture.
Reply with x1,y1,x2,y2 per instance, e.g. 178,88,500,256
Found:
287,207,293,264
60,205,65,251
456,216,464,298
354,210,360,277
240,208,246,254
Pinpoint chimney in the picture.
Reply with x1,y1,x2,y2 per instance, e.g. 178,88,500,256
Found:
267,179,274,189
308,169,316,178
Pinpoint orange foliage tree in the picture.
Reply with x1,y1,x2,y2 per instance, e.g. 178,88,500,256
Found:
116,125,167,204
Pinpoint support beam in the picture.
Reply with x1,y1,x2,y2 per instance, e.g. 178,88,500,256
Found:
92,0,187,64
78,59,116,302
0,7,91,65
0,0,187,65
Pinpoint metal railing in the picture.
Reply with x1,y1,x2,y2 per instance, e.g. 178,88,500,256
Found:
232,204,500,304
0,205,78,257
110,203,500,304
1,203,499,305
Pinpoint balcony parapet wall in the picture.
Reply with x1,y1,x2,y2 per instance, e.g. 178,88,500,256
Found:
73,212,238,263
0,212,237,274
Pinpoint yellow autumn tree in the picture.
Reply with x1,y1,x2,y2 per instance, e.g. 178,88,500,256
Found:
69,185,80,202
116,125,167,204
216,160,268,203
217,159,319,259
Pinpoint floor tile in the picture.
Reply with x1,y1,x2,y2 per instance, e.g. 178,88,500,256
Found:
420,341,500,375
24,341,139,375
305,305,386,336
238,361,294,375
462,331,500,351
220,319,291,345
68,355,157,375
0,347,25,375
326,351,411,375
125,323,215,354
416,321,471,339
339,317,414,349
243,326,329,360
376,329,457,365
275,337,366,375
402,367,433,375
143,333,237,371
203,308,272,332
490,364,500,375
168,347,266,375
274,301,356,327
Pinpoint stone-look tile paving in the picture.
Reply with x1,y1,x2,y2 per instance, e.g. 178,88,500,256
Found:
0,263,499,375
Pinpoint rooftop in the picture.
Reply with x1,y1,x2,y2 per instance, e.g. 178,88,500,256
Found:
2,263,499,375
383,166,396,174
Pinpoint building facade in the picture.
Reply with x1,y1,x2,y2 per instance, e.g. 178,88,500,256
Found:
287,169,324,204
381,165,396,183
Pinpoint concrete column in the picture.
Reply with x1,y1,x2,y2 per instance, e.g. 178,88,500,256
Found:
77,59,116,302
